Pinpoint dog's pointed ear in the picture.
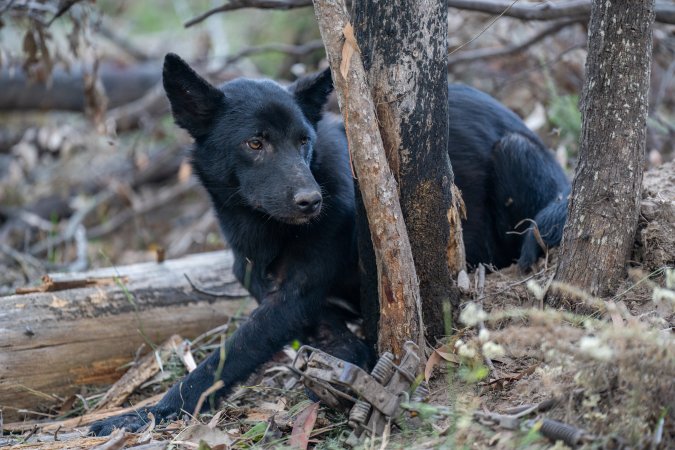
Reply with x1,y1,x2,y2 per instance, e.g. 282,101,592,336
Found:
163,53,224,138
288,67,333,126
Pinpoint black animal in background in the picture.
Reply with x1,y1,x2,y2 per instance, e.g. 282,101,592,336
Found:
90,53,569,435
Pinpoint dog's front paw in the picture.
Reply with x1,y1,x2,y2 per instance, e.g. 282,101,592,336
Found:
89,408,155,436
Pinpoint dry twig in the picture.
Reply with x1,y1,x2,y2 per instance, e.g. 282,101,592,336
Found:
185,0,315,27
87,180,196,239
224,39,324,65
448,0,674,24
448,18,582,66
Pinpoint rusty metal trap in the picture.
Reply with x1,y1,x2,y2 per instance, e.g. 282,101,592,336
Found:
291,341,429,447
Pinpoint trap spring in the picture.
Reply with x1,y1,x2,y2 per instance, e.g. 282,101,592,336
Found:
292,341,427,447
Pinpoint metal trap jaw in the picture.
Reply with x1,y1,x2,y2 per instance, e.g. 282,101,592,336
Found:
292,341,428,447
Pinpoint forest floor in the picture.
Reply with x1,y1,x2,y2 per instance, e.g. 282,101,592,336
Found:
0,160,673,449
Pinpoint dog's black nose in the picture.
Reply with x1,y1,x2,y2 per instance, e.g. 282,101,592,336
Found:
294,190,322,214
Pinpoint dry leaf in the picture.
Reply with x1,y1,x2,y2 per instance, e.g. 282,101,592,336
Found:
259,401,286,412
91,428,127,450
35,27,53,83
436,350,461,364
174,424,233,448
482,364,538,391
289,402,319,450
425,347,460,382
22,30,38,68
524,102,546,131
84,59,109,132
245,409,274,423
207,410,226,429
135,412,156,444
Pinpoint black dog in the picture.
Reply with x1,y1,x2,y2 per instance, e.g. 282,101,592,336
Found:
91,54,569,435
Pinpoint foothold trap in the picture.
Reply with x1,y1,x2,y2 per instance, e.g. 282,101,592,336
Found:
292,341,428,447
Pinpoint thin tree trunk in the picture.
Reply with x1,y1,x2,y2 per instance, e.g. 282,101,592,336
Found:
311,0,425,357
353,0,464,340
548,0,655,309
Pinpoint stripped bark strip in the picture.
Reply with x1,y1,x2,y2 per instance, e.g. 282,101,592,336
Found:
311,0,425,357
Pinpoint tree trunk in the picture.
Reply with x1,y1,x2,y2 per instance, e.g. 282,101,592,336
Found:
352,0,464,341
311,0,425,358
0,251,253,421
548,0,655,309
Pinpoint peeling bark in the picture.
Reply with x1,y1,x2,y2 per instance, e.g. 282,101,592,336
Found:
548,0,655,309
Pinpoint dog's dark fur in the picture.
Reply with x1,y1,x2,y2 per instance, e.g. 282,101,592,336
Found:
90,54,569,435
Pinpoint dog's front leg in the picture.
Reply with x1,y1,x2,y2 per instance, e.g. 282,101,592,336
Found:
90,282,323,436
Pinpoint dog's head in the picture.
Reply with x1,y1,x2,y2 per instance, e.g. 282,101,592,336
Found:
162,53,333,224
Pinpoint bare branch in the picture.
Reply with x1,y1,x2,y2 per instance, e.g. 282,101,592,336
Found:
448,18,583,66
0,0,17,16
184,0,674,27
86,181,197,240
448,0,590,20
106,81,168,132
448,0,674,25
223,39,324,65
185,0,313,28
45,0,85,26
95,20,152,62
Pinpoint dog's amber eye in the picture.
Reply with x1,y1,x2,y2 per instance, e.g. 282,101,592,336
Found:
247,139,263,150
300,137,309,145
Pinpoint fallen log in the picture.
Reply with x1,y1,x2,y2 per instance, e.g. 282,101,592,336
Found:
0,63,161,111
0,251,253,422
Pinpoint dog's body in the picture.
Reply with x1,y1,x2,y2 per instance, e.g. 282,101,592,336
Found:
91,54,569,435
